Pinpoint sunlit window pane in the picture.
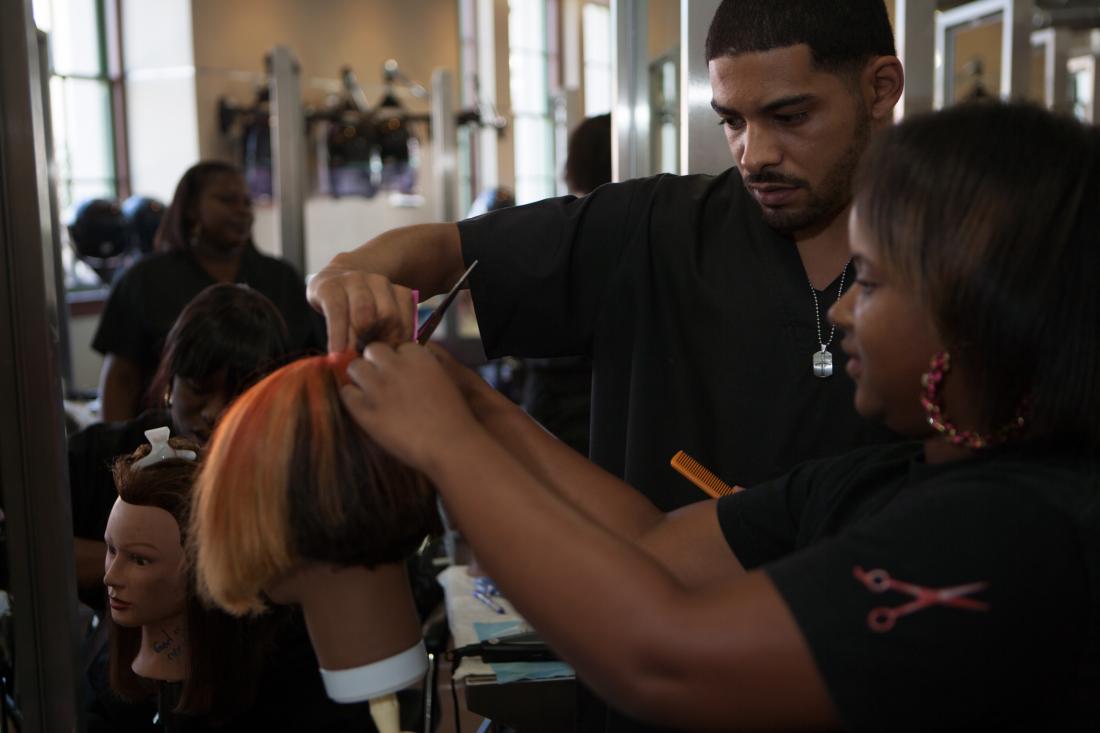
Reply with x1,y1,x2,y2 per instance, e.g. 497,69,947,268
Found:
514,115,554,203
509,0,546,53
585,66,611,116
1071,67,1093,122
32,0,53,31
510,51,548,114
49,0,102,76
52,77,114,210
509,0,553,205
583,4,610,64
583,3,612,116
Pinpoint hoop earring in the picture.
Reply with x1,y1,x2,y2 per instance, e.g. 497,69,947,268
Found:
919,351,1027,450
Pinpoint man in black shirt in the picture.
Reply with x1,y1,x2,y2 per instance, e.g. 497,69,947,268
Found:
309,0,901,507
309,1,902,729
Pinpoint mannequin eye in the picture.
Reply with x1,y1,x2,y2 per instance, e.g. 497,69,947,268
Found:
105,543,117,556
130,554,152,567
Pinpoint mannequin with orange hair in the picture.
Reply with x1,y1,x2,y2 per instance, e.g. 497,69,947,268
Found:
191,351,441,732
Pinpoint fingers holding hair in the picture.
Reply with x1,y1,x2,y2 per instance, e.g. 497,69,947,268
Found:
311,271,417,353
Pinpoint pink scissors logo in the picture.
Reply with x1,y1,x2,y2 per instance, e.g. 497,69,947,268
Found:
853,566,991,633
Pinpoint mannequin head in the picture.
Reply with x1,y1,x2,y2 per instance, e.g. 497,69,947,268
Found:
104,487,188,632
192,352,441,702
108,438,264,717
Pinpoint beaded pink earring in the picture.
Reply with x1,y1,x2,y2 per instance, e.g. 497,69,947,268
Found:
919,351,1027,450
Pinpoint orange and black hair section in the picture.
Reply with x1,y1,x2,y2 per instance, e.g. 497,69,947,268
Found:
108,440,267,720
192,352,442,616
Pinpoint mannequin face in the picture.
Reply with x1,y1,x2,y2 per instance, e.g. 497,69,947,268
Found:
104,498,188,628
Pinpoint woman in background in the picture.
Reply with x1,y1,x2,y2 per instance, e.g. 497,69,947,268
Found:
93,161,323,421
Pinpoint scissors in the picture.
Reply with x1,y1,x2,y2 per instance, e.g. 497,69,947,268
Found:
415,260,479,345
853,566,990,633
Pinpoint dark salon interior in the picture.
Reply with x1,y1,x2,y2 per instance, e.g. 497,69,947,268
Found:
2,0,1099,731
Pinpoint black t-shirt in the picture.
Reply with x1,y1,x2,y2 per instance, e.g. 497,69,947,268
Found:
86,610,377,733
718,442,1100,732
69,409,172,542
460,170,895,512
92,246,324,376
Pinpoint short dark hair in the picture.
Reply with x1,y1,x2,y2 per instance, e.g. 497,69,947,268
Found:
855,102,1100,451
705,0,896,75
564,114,612,195
148,283,290,405
155,160,242,254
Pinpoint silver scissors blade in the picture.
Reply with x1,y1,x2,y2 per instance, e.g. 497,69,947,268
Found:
416,260,479,344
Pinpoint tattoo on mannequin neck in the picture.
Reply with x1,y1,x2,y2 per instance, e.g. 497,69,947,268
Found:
153,624,187,661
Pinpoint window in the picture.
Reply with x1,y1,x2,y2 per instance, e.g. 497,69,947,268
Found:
509,0,555,204
33,0,120,213
582,2,611,116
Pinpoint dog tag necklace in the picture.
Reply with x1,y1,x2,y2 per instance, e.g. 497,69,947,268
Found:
809,260,851,378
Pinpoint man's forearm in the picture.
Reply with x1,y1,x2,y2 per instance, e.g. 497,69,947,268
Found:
328,223,465,297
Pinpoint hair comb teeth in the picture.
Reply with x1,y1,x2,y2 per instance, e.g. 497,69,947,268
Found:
670,450,741,499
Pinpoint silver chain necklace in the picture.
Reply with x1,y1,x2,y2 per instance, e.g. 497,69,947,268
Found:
809,259,851,378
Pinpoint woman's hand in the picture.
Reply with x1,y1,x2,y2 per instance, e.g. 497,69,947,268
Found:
340,342,484,472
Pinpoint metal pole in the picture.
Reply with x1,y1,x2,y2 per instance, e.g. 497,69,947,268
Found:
1031,27,1072,113
432,68,459,223
0,0,82,729
270,45,307,274
611,0,650,181
894,0,937,119
1005,0,1035,102
37,30,74,394
679,0,726,175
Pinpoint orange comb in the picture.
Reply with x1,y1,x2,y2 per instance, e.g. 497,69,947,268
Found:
670,451,742,499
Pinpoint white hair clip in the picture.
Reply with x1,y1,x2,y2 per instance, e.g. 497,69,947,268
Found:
132,426,197,470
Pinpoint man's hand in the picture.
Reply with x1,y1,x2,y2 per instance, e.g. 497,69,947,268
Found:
341,342,484,472
308,260,416,352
